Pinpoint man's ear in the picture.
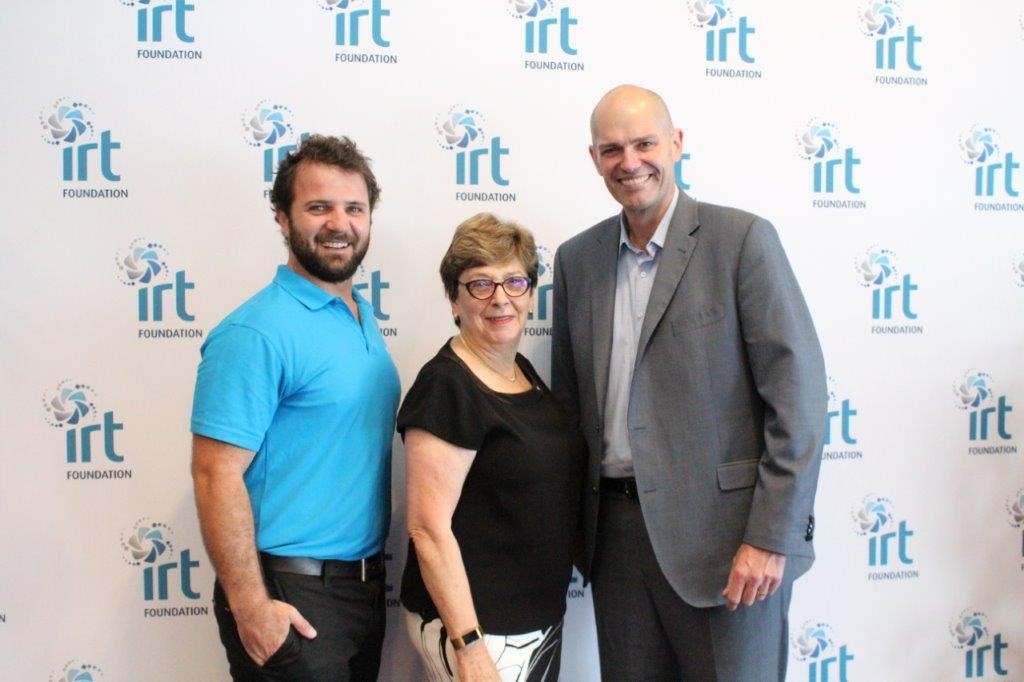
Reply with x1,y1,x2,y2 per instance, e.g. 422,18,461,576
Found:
589,144,600,174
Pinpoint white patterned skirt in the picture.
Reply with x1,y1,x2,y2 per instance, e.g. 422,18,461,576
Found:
404,610,563,681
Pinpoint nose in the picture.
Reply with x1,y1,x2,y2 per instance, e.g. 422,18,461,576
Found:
323,207,348,232
489,283,510,305
621,146,642,172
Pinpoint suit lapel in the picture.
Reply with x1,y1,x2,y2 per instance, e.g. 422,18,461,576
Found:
636,194,700,363
589,218,620,421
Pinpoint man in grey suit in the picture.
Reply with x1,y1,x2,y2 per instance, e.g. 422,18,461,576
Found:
551,84,826,680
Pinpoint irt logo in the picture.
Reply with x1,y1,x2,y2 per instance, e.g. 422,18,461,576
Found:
42,381,124,465
854,247,918,320
792,622,854,682
960,126,1020,198
689,0,755,63
825,377,857,447
353,266,391,322
437,107,510,187
952,611,1010,678
320,0,390,47
528,246,554,324
797,120,861,195
121,0,195,43
674,152,693,191
40,99,121,182
509,1,578,56
242,101,311,183
853,496,913,567
116,239,196,322
955,371,1013,442
860,1,922,71
122,520,201,602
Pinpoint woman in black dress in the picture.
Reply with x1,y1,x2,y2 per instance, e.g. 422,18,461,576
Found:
400,213,584,681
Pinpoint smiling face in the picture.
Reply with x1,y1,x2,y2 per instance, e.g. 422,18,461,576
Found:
276,161,371,292
451,257,533,352
589,86,683,226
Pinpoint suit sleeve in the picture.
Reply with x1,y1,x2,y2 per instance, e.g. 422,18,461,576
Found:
736,218,827,557
551,245,581,429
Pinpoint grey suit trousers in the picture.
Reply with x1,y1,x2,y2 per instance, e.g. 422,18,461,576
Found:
592,489,790,682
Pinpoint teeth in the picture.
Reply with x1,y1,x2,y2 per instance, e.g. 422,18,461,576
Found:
621,175,650,186
320,241,350,248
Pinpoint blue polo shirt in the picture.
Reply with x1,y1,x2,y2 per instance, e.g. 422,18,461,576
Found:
191,265,400,560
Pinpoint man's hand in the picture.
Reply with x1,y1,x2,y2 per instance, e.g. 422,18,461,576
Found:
721,543,786,611
234,598,317,667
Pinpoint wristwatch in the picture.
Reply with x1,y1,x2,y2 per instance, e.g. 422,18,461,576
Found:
451,626,485,650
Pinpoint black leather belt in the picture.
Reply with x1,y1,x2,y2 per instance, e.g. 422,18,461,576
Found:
260,551,384,582
600,476,639,500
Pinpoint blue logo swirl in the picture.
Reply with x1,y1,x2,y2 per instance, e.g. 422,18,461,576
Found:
797,120,839,160
854,246,897,288
536,245,552,279
860,0,900,37
951,610,988,649
959,125,1000,165
121,519,174,566
954,370,992,410
242,100,294,148
853,495,893,535
42,381,97,428
1008,489,1024,528
508,0,552,18
793,621,834,661
826,376,838,409
116,239,170,286
50,661,103,682
319,0,358,10
40,98,94,146
436,106,485,150
688,0,730,28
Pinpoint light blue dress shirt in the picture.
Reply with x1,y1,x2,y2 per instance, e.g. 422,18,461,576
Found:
602,189,679,477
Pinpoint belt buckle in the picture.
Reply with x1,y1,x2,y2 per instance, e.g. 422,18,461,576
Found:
624,478,638,498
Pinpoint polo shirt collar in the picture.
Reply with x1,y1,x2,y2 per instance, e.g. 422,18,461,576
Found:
274,264,350,311
618,187,678,256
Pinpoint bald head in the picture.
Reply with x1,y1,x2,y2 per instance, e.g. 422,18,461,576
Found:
587,84,683,232
590,85,675,141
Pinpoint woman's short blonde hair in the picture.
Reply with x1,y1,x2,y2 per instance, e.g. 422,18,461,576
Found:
439,212,538,302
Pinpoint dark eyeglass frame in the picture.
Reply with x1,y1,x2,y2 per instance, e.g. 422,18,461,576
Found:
458,276,532,300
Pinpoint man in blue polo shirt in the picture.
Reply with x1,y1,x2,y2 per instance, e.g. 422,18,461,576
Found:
191,134,400,681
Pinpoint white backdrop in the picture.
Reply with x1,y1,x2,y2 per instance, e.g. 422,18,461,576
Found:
2,1,1023,680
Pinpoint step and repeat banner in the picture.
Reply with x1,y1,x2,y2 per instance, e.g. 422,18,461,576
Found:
2,1,1022,679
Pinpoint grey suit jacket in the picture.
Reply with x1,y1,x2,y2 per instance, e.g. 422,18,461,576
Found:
551,192,826,607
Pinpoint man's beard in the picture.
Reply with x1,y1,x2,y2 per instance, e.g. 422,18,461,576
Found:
287,222,369,284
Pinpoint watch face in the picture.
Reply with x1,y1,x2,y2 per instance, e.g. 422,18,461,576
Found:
453,627,484,649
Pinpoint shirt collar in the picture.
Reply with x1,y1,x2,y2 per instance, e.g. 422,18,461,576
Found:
618,187,679,256
273,264,364,311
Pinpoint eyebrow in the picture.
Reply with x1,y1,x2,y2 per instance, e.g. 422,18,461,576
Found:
465,269,527,279
303,199,368,209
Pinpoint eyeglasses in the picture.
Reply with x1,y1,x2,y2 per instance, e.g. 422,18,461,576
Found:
458,276,532,300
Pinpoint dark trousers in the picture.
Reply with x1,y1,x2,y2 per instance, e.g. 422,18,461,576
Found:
591,490,791,682
212,567,385,681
